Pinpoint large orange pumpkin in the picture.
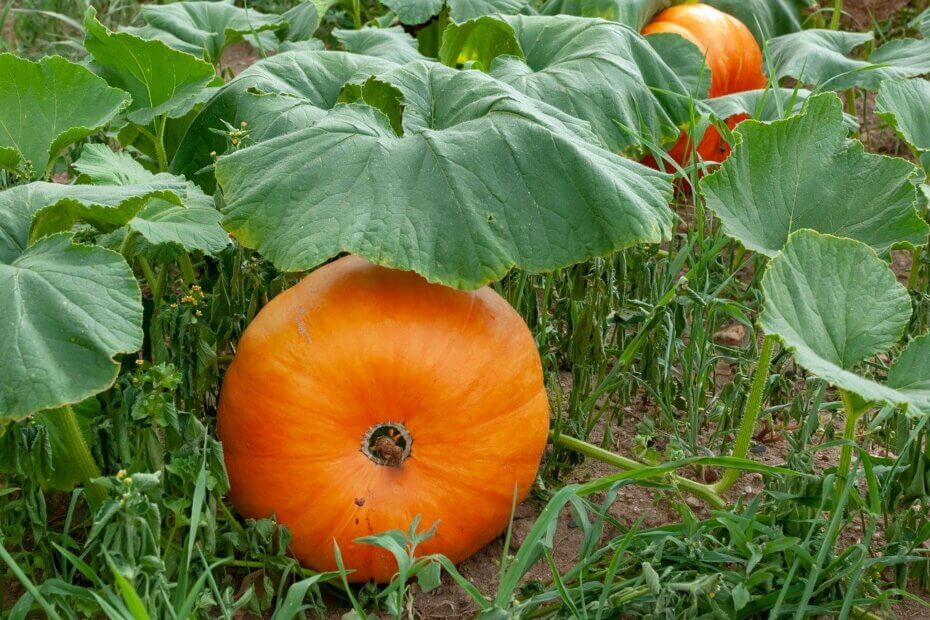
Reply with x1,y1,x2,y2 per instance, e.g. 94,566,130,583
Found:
217,256,550,582
642,4,765,169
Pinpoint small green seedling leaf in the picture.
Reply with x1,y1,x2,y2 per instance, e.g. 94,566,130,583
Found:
216,61,674,290
0,54,130,179
702,93,928,257
83,7,217,125
760,230,913,409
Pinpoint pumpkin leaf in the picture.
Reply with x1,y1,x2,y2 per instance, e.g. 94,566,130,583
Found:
702,0,812,43
0,232,143,421
645,32,711,99
74,145,228,255
702,88,857,130
701,93,928,257
448,0,529,23
215,61,674,290
875,78,930,171
445,15,696,153
438,16,525,71
887,335,930,413
121,0,291,63
760,230,917,411
83,7,218,126
0,179,190,246
171,51,397,190
538,0,670,30
766,29,930,91
0,53,130,180
334,26,428,63
380,0,444,25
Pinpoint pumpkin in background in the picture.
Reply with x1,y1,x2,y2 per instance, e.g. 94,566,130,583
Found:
217,256,550,583
642,3,765,169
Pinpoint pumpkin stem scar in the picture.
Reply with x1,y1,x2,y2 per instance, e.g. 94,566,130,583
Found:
361,422,412,467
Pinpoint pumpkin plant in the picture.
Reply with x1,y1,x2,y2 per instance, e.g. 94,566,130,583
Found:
699,92,929,493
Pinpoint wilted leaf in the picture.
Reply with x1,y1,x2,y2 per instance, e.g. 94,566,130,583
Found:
766,29,930,90
216,61,674,289
83,7,218,125
334,27,428,63
0,54,130,179
761,230,912,407
172,51,397,189
538,0,669,30
0,232,142,421
702,93,928,257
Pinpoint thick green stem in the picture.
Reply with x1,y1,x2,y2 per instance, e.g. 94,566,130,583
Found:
834,390,865,507
154,115,169,173
713,334,776,495
829,0,843,29
550,432,725,508
53,406,107,509
177,252,197,286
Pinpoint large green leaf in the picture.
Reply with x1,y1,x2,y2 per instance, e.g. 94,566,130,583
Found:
122,0,290,63
702,0,812,44
645,32,710,99
83,7,218,125
0,54,130,179
887,335,930,413
215,61,674,289
703,88,857,131
760,230,913,408
701,93,928,258
0,232,142,421
0,179,192,249
381,0,444,25
538,0,669,30
442,15,695,153
382,0,528,25
334,27,428,63
74,145,228,255
766,29,930,91
876,79,930,171
172,50,397,189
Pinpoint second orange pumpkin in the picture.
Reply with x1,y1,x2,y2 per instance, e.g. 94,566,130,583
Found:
642,4,765,169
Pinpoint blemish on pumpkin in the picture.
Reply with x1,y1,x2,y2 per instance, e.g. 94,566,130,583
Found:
354,497,365,506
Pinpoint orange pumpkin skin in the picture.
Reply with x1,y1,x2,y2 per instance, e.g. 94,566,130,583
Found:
643,113,748,170
642,4,766,98
217,256,550,583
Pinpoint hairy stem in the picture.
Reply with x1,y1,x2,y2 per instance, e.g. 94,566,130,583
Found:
713,333,776,494
154,114,169,173
50,406,107,508
834,390,866,507
830,0,843,29
550,431,725,508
